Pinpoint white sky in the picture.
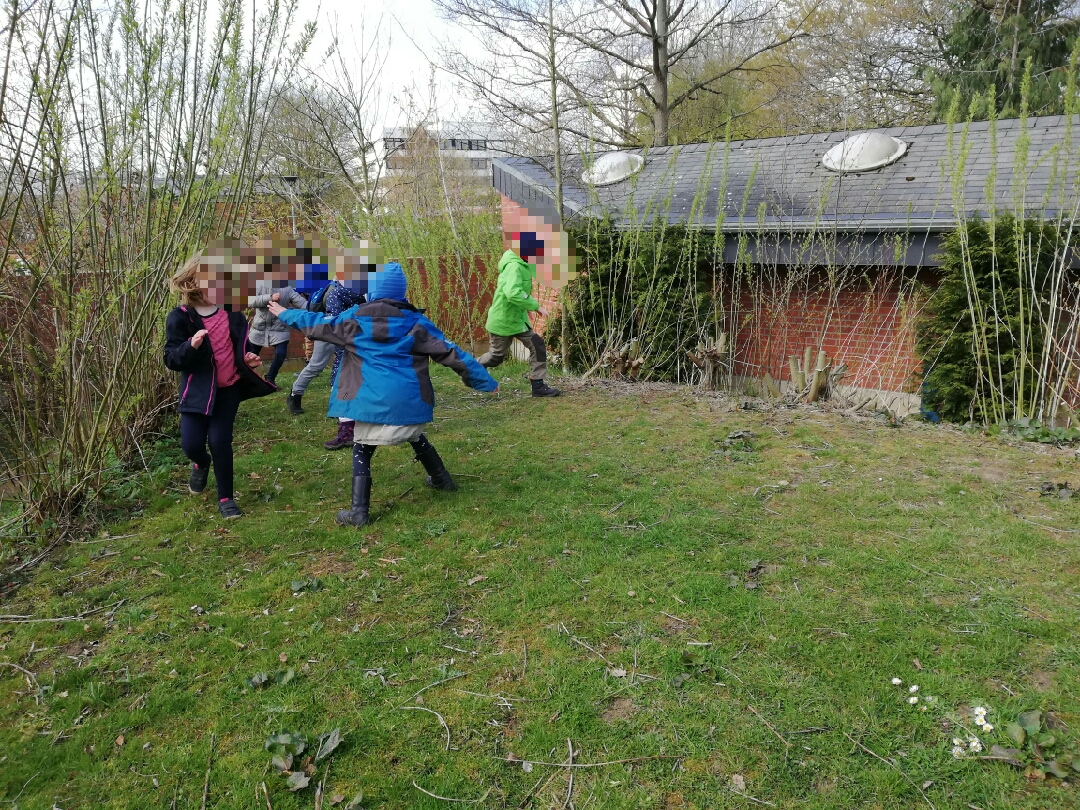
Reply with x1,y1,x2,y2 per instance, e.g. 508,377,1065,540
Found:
302,0,482,131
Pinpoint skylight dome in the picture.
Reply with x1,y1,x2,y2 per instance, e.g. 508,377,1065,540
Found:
582,151,644,186
822,132,907,173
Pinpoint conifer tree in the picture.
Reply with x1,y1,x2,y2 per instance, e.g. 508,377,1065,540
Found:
925,0,1079,120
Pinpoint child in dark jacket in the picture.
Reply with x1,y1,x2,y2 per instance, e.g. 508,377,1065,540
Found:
269,262,497,527
163,249,276,518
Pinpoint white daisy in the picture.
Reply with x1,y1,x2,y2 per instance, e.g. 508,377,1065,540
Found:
952,738,963,746
968,738,982,753
951,745,966,759
891,677,902,685
909,685,919,693
908,696,919,704
983,724,993,732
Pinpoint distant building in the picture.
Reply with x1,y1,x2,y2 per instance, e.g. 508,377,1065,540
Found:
382,124,511,179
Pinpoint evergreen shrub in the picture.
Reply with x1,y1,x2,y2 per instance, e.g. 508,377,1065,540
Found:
548,221,714,381
917,215,1065,424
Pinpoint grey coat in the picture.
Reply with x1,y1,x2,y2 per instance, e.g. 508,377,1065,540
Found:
248,285,307,346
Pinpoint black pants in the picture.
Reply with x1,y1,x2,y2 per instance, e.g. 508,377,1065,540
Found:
180,383,241,500
246,340,289,380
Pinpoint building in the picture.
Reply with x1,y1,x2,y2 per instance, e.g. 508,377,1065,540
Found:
491,115,1080,411
382,124,511,179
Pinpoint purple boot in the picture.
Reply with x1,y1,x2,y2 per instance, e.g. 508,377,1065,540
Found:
323,420,355,451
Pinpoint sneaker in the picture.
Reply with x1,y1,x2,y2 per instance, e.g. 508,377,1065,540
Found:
218,498,243,519
530,379,562,397
189,464,209,494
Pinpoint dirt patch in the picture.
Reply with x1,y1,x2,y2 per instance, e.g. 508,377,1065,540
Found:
305,551,355,578
659,613,698,637
601,697,636,723
1031,670,1055,693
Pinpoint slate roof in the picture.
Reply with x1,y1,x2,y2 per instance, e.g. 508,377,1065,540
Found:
492,115,1080,234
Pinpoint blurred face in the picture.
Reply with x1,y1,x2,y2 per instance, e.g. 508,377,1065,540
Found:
507,207,579,289
255,234,333,296
253,236,294,291
337,239,385,295
195,244,257,310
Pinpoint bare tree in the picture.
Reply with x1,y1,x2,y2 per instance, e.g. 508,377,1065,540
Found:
438,0,818,148
264,17,390,225
434,0,574,217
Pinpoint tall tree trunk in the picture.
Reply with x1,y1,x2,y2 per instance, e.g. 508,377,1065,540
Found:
653,0,670,147
548,0,563,222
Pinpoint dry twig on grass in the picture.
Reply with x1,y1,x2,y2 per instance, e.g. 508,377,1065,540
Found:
747,705,792,748
564,739,574,808
0,662,40,703
495,754,683,769
842,731,935,809
201,733,216,810
412,781,492,803
400,705,451,751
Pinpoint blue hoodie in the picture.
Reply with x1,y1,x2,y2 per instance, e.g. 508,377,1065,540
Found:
277,296,496,424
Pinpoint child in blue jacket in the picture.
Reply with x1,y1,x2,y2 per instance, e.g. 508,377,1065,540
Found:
270,262,498,526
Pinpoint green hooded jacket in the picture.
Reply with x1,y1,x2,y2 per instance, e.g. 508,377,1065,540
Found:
486,249,540,336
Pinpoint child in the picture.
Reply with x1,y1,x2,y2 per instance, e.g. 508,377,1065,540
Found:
163,246,276,519
478,211,561,397
288,239,376,449
247,281,307,385
269,262,497,527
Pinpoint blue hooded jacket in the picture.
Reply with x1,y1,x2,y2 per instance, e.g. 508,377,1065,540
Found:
276,274,496,424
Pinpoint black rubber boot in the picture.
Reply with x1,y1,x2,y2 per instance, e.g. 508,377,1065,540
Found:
324,420,354,450
531,378,562,397
336,474,371,527
411,435,458,491
286,393,304,415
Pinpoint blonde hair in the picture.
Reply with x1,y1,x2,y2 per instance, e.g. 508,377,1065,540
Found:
170,252,208,307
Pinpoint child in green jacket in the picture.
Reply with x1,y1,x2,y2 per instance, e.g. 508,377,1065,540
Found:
478,206,561,397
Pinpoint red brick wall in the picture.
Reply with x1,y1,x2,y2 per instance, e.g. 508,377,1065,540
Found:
725,268,928,393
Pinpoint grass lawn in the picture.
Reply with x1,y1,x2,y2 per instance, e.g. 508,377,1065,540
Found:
2,365,1080,809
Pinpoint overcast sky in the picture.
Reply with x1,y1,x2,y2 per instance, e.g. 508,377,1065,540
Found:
305,0,480,132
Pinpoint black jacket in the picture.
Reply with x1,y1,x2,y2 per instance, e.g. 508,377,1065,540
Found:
163,306,277,415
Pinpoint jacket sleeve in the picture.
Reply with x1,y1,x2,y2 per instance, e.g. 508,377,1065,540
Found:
283,287,308,310
163,308,208,371
410,317,498,392
276,306,358,347
504,264,540,312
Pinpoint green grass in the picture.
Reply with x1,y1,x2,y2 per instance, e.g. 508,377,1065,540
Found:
3,366,1080,809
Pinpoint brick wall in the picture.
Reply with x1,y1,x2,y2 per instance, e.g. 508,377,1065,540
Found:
726,268,929,394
